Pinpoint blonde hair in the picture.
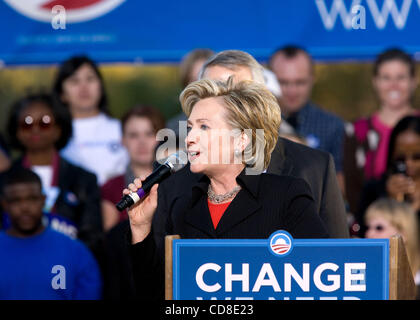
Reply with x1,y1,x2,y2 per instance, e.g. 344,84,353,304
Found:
180,78,281,170
365,198,420,276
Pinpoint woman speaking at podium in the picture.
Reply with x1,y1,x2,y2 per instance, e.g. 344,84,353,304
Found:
124,78,329,299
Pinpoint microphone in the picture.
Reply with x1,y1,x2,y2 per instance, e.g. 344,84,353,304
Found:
115,151,187,211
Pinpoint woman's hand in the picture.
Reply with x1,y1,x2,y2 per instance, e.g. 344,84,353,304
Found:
123,177,159,244
386,174,415,202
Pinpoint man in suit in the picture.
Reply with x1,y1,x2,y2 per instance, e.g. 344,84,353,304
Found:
269,46,346,194
152,50,349,246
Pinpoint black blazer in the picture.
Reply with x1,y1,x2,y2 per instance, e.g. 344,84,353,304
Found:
164,169,328,240
152,138,348,250
54,157,104,251
268,138,348,238
131,168,328,300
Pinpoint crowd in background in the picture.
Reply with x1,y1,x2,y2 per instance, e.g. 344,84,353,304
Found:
0,46,419,300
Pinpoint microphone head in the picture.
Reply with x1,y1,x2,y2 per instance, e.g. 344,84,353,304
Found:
164,151,187,172
116,197,130,211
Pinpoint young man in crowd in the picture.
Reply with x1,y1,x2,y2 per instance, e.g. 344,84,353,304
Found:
0,168,102,299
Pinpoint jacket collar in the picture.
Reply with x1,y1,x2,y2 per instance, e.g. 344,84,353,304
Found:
191,167,261,203
185,167,262,237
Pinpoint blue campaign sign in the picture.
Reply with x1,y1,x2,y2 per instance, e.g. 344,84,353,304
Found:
0,0,420,65
172,231,389,300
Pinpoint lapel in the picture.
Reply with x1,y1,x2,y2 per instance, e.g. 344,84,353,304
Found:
267,138,294,176
183,174,217,238
183,170,262,237
215,179,261,236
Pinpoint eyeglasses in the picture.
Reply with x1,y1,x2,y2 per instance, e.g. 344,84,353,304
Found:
367,224,384,232
18,115,54,131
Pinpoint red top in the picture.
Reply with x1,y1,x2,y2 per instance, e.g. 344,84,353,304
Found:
207,200,232,229
101,174,128,222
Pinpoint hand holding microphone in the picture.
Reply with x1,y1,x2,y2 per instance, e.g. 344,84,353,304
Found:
123,178,159,244
118,151,187,243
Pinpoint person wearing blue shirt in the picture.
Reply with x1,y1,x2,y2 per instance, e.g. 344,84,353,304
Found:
269,45,346,194
0,168,102,300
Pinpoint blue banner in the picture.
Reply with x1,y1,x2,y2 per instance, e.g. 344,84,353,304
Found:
172,231,389,300
0,0,419,65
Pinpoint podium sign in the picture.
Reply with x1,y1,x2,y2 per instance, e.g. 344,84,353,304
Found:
172,231,389,300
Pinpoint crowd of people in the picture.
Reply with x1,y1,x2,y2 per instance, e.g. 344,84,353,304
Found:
0,46,419,300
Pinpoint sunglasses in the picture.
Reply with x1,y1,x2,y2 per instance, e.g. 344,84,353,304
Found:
18,115,54,131
367,224,384,232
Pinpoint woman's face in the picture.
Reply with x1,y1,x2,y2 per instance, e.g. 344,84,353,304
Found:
61,63,102,115
16,102,61,152
186,97,242,175
373,60,417,110
393,130,420,179
122,116,158,167
365,216,399,239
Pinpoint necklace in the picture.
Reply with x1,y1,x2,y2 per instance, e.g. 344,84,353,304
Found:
207,184,241,204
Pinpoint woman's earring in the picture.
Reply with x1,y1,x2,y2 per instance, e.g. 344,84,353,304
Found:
234,149,241,157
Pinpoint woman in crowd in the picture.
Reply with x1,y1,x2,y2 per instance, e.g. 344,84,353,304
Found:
52,55,129,186
356,115,420,235
365,198,420,298
3,93,103,253
125,78,329,300
344,48,419,216
101,105,165,231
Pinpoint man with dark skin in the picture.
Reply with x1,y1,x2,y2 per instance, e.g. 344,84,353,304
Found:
0,168,102,299
2,173,46,238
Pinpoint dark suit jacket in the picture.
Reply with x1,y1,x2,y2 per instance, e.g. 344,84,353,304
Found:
54,157,104,251
131,168,329,300
268,138,348,238
166,169,328,239
103,219,137,300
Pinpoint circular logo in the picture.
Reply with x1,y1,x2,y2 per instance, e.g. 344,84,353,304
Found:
268,230,293,257
4,0,125,23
